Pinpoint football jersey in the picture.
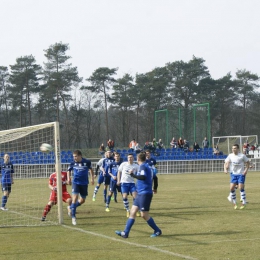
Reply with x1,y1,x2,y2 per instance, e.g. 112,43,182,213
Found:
109,161,122,183
68,158,92,185
49,171,68,192
0,161,14,184
146,157,157,175
102,157,115,176
97,158,105,174
136,163,153,194
225,153,249,175
118,162,139,183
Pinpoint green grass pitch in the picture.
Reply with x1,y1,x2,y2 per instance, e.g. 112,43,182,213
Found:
1,172,260,260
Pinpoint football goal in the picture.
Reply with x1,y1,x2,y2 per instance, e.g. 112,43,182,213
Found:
212,135,258,155
0,122,63,227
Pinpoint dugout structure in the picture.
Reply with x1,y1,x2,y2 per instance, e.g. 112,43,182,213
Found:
154,103,211,147
212,135,258,155
0,122,63,227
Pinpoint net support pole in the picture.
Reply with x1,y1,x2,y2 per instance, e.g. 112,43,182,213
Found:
54,121,63,224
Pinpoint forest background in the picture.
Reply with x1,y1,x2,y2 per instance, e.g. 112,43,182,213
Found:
0,42,259,150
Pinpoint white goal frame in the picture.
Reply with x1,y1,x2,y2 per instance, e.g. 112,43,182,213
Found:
0,121,63,226
212,135,258,154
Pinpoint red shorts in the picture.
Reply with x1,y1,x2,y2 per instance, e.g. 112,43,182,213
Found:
49,191,71,204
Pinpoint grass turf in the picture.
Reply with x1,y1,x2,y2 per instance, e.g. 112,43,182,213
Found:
1,172,260,260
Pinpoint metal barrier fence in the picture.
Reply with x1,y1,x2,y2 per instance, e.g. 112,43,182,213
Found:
12,158,260,179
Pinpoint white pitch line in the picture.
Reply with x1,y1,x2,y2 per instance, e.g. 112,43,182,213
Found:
62,224,198,260
153,237,260,247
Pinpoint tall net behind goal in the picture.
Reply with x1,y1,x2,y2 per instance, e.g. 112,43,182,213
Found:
0,122,63,227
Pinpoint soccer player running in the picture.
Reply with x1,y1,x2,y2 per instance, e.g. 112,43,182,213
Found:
92,152,108,202
96,150,115,203
145,150,158,194
0,154,14,211
224,144,249,210
67,150,94,225
117,154,139,217
115,152,162,238
105,152,122,212
41,169,72,221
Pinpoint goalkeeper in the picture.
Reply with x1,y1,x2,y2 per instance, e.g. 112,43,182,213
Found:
41,169,72,221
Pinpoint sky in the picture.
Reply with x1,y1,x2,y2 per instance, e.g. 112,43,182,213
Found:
1,0,260,81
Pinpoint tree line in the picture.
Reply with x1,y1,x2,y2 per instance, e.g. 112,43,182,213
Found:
0,42,259,149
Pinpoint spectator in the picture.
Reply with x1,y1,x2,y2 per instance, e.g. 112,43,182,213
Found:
134,143,142,154
157,139,164,150
107,139,115,151
143,142,155,153
143,142,150,151
170,137,177,149
99,143,105,156
178,137,184,149
193,142,200,152
213,145,220,155
250,144,255,151
202,137,209,149
183,139,189,152
129,139,137,152
242,143,248,155
152,138,157,150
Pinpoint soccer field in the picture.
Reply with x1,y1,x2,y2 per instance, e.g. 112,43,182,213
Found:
1,172,260,260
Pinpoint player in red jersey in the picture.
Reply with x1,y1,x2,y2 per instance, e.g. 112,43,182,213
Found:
41,170,72,221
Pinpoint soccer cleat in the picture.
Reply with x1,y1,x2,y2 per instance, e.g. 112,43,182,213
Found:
105,207,110,212
0,207,8,211
92,196,96,202
67,206,71,217
234,204,238,210
114,198,118,203
136,211,141,217
72,218,77,225
240,204,246,210
115,230,128,238
227,195,233,203
111,197,114,201
126,210,130,218
41,217,46,221
150,230,162,238
240,199,248,204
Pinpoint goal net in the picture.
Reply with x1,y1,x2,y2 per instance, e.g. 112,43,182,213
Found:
212,135,258,155
0,122,63,227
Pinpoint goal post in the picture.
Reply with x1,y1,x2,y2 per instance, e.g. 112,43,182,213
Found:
212,135,258,155
0,122,63,227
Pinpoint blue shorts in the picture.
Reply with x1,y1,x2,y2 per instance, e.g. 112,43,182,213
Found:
103,175,111,185
121,183,136,194
230,173,245,184
1,183,12,193
109,181,121,193
97,174,104,184
133,193,153,211
72,183,88,199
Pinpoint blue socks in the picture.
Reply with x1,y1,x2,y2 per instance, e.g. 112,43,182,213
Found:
1,195,7,207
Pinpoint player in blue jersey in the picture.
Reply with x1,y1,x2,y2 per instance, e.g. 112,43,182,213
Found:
100,150,115,203
105,152,122,212
67,150,94,225
92,153,108,202
115,152,162,238
145,150,158,193
224,144,249,210
0,154,14,211
117,153,139,217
